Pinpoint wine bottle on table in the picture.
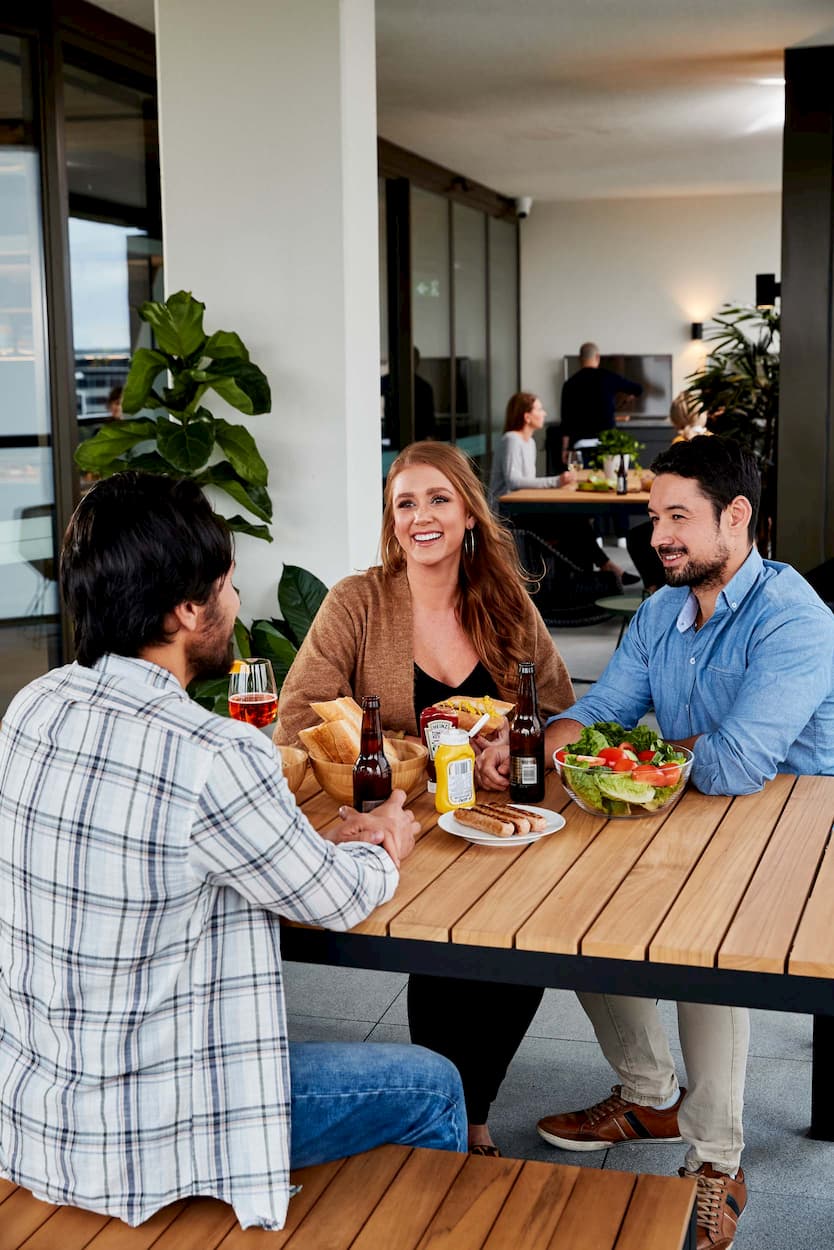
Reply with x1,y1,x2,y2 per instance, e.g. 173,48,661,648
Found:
616,454,628,495
509,661,545,803
352,694,392,812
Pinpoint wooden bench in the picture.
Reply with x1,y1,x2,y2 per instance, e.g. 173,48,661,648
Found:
1,1146,696,1249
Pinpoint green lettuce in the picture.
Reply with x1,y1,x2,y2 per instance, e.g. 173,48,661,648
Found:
570,726,611,757
564,765,608,812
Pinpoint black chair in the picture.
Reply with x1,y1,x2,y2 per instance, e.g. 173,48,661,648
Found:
511,526,620,628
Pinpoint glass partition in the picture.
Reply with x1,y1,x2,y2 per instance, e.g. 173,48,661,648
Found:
453,202,488,472
488,216,519,473
411,187,450,445
0,34,59,714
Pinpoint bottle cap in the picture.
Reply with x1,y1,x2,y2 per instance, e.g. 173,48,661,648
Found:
437,729,469,747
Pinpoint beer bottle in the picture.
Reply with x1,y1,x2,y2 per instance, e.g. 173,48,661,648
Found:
353,694,392,812
509,661,545,803
616,454,628,495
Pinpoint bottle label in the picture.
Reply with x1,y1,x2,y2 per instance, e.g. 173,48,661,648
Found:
511,756,540,786
446,757,475,805
360,798,386,813
423,716,456,761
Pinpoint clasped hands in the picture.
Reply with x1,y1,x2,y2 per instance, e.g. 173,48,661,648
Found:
324,789,419,868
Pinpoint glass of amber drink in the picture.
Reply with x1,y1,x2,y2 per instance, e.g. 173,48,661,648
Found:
228,658,278,728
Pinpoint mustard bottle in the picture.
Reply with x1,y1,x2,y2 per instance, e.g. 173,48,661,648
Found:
434,729,476,814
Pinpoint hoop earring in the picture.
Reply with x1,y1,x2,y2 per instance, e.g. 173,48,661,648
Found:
464,528,476,559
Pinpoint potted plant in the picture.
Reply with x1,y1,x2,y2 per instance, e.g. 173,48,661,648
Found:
75,290,273,541
682,304,779,552
593,427,645,478
74,290,329,714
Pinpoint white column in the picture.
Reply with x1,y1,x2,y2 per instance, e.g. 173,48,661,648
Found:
154,0,381,618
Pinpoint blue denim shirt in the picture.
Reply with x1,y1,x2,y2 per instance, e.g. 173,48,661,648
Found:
552,548,834,795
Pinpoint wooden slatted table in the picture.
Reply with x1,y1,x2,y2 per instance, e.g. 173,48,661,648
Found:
284,771,834,1137
0,1146,697,1250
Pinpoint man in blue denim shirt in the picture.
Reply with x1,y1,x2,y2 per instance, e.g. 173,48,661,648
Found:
481,437,834,1249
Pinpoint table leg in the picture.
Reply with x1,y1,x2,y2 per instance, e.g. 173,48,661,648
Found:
808,1014,834,1140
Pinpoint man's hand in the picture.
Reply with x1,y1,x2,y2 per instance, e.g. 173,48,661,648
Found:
475,743,510,790
330,789,418,868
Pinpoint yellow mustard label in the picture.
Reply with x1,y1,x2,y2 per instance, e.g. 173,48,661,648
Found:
434,740,476,813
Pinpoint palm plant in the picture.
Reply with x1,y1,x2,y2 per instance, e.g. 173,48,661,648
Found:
683,305,780,550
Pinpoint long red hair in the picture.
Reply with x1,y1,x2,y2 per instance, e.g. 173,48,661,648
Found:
381,442,533,682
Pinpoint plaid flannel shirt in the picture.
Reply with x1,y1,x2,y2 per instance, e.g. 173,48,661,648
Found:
0,655,397,1229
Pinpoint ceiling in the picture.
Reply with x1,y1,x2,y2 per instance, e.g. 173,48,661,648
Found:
97,0,834,201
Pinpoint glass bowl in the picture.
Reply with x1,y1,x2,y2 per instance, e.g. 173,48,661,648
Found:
553,745,694,819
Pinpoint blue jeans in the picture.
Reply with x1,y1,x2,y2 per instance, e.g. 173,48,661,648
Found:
289,1042,467,1167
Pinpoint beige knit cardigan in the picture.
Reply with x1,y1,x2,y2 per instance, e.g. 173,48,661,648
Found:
274,566,575,744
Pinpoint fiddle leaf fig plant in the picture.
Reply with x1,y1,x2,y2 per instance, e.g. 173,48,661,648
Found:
74,290,273,541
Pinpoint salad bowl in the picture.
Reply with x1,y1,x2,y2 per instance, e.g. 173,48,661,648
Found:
553,722,694,818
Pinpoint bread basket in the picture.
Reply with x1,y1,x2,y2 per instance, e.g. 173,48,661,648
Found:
309,740,427,806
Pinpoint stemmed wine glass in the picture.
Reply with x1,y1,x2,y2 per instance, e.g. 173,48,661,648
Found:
228,658,278,728
564,450,584,487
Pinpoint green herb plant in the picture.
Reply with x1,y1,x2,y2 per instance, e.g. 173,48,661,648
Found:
593,427,645,469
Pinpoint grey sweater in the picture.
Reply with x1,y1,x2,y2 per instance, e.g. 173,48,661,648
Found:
489,432,560,506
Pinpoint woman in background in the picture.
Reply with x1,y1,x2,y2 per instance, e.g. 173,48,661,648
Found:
489,391,633,583
276,440,575,1154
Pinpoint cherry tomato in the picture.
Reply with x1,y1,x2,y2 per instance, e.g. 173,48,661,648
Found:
637,749,657,762
613,757,637,772
658,762,682,786
599,746,628,763
619,741,635,754
632,765,666,786
554,749,567,764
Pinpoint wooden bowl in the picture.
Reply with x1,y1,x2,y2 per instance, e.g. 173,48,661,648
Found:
278,745,308,796
309,740,427,807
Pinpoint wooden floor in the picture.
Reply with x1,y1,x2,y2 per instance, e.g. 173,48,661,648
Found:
0,1146,696,1250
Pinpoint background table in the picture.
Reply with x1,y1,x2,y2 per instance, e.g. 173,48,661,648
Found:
284,770,834,1138
499,485,651,521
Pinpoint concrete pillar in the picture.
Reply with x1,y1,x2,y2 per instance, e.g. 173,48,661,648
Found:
154,0,381,616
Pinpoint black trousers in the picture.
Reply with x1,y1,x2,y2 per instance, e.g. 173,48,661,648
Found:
520,515,608,571
407,974,545,1125
626,519,664,590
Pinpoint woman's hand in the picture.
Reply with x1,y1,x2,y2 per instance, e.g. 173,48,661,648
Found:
328,789,419,868
559,470,576,487
470,717,509,757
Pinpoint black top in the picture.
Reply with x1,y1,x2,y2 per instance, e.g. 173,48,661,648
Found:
560,366,643,445
413,660,498,726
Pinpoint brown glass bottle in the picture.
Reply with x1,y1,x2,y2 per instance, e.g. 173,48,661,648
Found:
353,694,392,812
509,661,545,803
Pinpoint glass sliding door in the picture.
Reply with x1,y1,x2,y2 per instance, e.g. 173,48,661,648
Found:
0,34,59,714
452,202,488,472
411,187,450,445
488,216,519,474
63,55,162,481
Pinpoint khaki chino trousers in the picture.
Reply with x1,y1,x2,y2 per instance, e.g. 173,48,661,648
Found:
578,993,749,1173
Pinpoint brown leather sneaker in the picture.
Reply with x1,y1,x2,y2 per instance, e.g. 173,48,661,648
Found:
681,1163,747,1250
536,1084,685,1151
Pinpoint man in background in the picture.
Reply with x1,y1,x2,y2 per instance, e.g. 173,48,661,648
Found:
558,341,643,462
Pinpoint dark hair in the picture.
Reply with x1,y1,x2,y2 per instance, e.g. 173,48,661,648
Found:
651,436,761,542
61,472,233,666
504,391,538,432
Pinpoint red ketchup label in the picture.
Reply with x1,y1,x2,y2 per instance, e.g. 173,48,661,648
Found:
420,705,459,793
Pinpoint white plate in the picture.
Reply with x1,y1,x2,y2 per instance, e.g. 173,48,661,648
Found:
438,804,566,847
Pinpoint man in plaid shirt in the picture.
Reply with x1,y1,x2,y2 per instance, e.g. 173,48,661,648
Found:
0,473,465,1230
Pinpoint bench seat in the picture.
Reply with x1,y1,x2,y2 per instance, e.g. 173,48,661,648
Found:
0,1145,696,1249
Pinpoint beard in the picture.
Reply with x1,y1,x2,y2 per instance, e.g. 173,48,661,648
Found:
186,594,235,682
657,543,730,590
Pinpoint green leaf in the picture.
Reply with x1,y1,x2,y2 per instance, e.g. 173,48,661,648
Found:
187,675,229,716
74,419,158,472
198,461,273,522
124,451,173,474
204,329,250,362
278,563,328,646
234,618,252,659
214,419,269,486
122,348,169,414
224,514,273,542
157,418,215,472
139,290,207,359
197,358,271,415
250,620,298,687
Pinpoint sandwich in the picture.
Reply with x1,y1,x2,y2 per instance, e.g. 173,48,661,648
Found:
432,695,514,735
